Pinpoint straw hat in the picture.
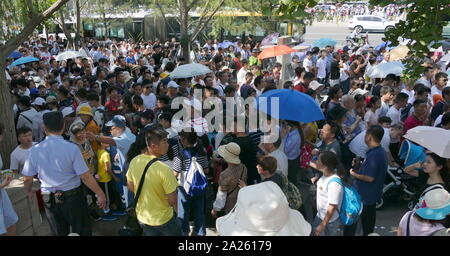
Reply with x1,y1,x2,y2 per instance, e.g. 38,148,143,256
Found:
217,142,241,164
216,181,311,236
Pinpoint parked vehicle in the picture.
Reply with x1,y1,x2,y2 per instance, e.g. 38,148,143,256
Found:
348,15,397,32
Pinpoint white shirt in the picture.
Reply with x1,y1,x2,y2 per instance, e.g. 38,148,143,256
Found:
378,101,390,117
364,109,379,127
416,77,432,88
386,106,401,125
141,93,157,110
10,143,37,172
214,81,226,97
340,62,350,81
316,58,327,79
316,174,344,222
349,128,390,158
434,114,443,127
269,148,289,177
188,117,209,136
431,86,442,98
237,67,248,86
303,58,313,72
401,88,415,104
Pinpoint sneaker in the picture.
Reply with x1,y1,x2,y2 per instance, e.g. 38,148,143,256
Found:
110,210,126,216
93,216,102,222
101,215,118,222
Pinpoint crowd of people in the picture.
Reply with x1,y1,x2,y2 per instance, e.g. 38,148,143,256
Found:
308,3,407,23
1,30,450,237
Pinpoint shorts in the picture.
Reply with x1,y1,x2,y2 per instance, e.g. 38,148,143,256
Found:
0,188,19,234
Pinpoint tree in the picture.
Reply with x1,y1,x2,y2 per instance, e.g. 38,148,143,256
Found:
0,0,70,168
266,0,450,80
148,0,227,62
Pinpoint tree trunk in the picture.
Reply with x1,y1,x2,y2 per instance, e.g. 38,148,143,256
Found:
102,11,109,39
59,9,74,49
0,0,70,168
178,0,190,63
75,0,81,49
0,59,17,169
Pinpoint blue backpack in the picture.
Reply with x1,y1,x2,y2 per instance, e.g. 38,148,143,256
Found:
183,150,208,197
327,177,363,226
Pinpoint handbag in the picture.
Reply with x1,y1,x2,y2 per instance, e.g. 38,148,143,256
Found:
118,158,158,236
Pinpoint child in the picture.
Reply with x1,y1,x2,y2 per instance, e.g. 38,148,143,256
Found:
96,142,125,221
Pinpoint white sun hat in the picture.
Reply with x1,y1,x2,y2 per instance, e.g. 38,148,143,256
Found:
216,181,311,236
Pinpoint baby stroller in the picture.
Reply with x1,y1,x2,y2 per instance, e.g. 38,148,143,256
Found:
376,140,426,210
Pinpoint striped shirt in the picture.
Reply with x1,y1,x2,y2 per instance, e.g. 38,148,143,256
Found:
173,147,209,187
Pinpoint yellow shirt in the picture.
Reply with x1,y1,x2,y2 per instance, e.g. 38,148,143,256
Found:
126,154,179,226
97,149,112,183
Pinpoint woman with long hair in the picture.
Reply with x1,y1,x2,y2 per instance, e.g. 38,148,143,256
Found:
324,86,343,120
364,96,381,126
404,153,450,205
313,151,350,236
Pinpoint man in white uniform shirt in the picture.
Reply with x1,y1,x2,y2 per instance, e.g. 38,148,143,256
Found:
303,51,314,73
316,50,328,84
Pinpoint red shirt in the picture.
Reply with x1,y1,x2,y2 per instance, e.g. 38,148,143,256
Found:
404,114,424,133
294,83,306,93
105,99,121,115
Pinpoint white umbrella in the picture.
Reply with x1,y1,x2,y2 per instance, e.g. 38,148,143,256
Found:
368,61,405,78
292,43,311,51
55,50,84,61
403,126,450,158
170,63,212,79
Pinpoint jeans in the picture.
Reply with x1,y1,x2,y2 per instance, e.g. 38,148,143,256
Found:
361,204,377,236
341,78,350,95
177,187,206,236
312,216,342,236
140,215,182,236
43,187,92,236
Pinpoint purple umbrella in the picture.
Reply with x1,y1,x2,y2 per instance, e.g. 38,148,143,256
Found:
261,33,280,46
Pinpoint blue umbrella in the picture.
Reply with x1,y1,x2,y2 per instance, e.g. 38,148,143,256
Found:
375,41,392,52
312,38,337,48
8,51,22,59
218,40,235,49
256,89,325,123
11,56,40,67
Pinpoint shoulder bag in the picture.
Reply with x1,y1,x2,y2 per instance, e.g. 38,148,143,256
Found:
118,158,158,236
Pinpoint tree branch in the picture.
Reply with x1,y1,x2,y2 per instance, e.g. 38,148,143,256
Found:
187,0,200,12
190,0,212,37
0,0,70,58
155,2,177,32
190,0,225,42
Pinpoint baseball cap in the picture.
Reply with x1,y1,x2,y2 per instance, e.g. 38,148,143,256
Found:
30,88,39,95
351,88,369,96
61,107,75,117
46,95,57,104
106,115,126,128
168,81,179,89
309,80,325,91
32,97,46,106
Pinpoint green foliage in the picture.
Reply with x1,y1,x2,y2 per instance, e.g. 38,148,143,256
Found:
0,0,56,40
270,0,450,81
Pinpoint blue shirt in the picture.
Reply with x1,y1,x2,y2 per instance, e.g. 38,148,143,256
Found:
353,146,388,205
283,129,301,160
113,128,136,171
22,136,88,193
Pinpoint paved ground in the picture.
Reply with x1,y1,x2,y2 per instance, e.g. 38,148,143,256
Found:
89,197,408,236
303,21,386,48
